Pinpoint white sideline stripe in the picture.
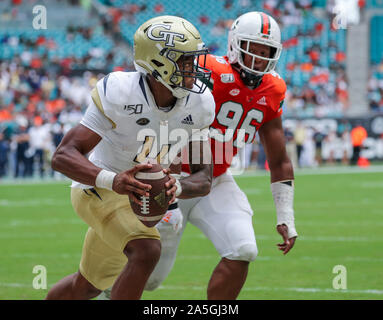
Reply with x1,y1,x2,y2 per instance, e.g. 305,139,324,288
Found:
177,254,383,263
10,253,81,259
158,285,383,295
1,218,82,227
1,232,380,241
0,166,382,186
0,179,71,186
0,199,68,207
294,221,383,227
0,232,383,242
0,282,32,288
235,165,383,178
1,282,382,296
6,253,383,263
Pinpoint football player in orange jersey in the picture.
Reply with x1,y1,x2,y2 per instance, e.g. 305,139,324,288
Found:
143,11,298,300
98,11,298,300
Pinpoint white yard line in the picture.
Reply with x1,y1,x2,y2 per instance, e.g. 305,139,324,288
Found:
183,233,383,242
1,218,82,227
158,285,383,295
176,254,383,263
0,199,68,207
0,282,382,296
5,252,383,263
235,165,383,178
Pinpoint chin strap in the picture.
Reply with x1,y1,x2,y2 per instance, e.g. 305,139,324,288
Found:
239,69,263,88
152,70,190,99
233,64,263,88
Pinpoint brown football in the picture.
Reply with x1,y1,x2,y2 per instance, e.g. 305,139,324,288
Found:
129,163,172,227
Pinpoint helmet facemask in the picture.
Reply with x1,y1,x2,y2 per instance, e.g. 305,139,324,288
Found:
227,12,283,87
162,47,211,98
234,36,281,76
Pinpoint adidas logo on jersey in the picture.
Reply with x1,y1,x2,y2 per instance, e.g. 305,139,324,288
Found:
181,115,194,125
257,96,267,105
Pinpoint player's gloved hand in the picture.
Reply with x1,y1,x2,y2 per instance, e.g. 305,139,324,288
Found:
158,207,183,234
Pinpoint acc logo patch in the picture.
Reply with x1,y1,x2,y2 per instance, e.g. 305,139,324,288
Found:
220,73,235,83
136,118,150,125
214,56,228,64
229,89,240,96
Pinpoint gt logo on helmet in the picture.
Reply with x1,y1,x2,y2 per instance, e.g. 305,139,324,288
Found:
147,24,185,47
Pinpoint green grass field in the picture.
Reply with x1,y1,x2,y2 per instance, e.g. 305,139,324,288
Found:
1,167,383,300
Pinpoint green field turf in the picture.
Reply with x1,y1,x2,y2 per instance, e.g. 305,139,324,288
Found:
0,168,382,300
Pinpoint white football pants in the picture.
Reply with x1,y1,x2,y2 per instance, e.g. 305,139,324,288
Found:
145,171,258,291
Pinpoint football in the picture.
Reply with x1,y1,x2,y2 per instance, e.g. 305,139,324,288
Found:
129,163,172,227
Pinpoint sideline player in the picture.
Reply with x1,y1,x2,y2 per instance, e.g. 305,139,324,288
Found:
45,15,215,300
144,11,298,299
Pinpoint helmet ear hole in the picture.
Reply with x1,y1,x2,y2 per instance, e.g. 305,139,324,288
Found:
270,47,277,59
151,59,164,67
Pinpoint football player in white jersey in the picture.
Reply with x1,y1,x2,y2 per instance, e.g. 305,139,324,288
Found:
45,16,215,300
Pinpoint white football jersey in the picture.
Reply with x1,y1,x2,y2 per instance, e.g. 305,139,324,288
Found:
72,71,215,188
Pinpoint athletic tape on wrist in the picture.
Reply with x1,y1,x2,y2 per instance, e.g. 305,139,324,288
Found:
95,169,116,191
270,180,298,238
174,178,182,197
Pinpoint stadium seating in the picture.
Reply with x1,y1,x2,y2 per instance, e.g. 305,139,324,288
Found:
2,0,377,123
96,0,348,116
368,15,383,111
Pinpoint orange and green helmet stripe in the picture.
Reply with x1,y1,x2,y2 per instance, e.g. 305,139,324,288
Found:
260,12,271,36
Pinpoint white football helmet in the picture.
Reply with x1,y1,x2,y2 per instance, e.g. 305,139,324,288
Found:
227,11,282,80
134,15,211,99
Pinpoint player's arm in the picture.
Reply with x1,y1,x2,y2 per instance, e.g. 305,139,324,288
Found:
258,116,293,182
176,139,213,199
52,124,152,204
52,124,103,185
258,116,297,254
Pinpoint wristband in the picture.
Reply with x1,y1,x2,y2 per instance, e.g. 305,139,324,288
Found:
95,169,116,191
174,178,182,197
270,180,298,238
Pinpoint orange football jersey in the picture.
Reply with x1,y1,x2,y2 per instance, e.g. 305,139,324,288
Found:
183,54,286,177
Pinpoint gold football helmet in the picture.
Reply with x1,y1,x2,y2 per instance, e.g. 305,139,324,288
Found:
134,15,211,98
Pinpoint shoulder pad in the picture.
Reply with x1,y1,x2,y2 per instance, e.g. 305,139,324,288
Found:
96,71,133,106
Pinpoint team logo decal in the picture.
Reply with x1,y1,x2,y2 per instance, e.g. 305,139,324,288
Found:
124,104,143,115
181,114,194,125
147,24,184,47
229,89,240,96
256,96,267,105
214,56,228,64
136,118,150,125
154,190,167,208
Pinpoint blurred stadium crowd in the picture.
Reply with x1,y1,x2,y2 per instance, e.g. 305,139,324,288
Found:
0,0,382,179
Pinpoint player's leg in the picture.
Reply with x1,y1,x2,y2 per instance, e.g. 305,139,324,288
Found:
186,172,258,299
111,238,161,299
98,202,190,299
45,271,101,300
207,258,249,300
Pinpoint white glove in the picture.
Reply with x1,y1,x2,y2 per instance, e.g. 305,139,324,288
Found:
159,207,183,234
